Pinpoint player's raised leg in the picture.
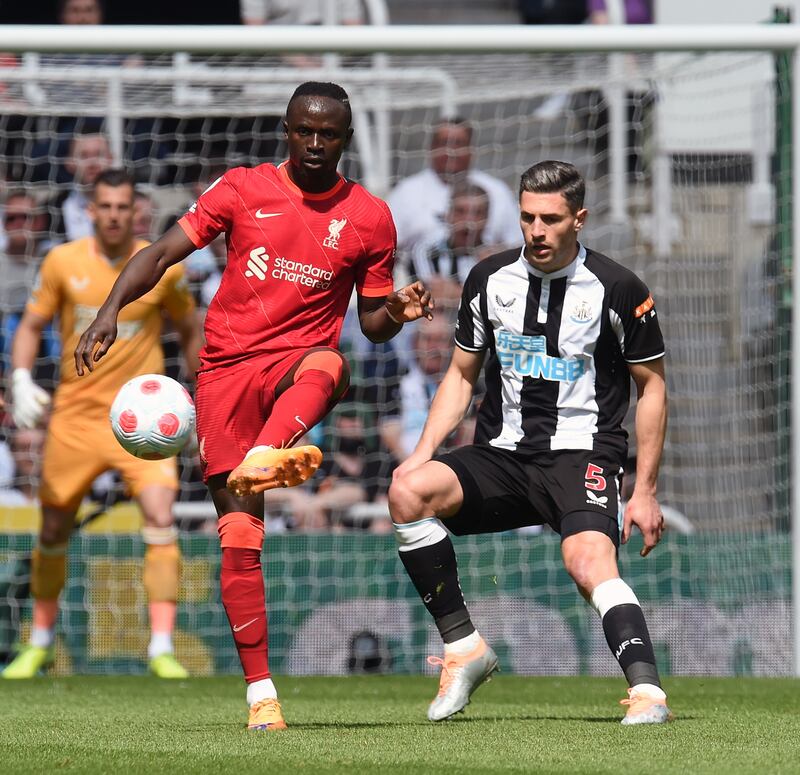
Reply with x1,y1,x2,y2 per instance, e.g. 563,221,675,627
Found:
561,525,672,725
389,461,497,721
226,348,349,497
211,482,286,731
2,504,73,678
137,484,187,679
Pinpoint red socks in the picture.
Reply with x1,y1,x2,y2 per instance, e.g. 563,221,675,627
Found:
218,513,269,683
256,368,337,449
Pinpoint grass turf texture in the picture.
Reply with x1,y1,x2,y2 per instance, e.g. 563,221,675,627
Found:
1,676,799,774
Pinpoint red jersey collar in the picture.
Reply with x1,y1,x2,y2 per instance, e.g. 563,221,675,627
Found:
278,161,346,201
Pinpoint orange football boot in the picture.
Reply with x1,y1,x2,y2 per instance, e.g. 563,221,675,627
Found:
227,445,323,497
247,698,288,731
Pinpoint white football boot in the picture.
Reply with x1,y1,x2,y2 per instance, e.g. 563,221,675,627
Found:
620,686,674,725
426,638,499,721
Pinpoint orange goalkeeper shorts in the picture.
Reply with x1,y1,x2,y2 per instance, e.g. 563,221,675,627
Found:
39,407,179,513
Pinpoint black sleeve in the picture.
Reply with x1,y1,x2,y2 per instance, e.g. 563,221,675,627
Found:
610,273,665,363
454,268,488,352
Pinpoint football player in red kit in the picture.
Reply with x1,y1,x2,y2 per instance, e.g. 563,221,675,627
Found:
75,82,434,730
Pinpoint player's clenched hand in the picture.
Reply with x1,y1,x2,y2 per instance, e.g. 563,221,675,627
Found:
385,281,435,323
10,368,51,429
74,311,118,376
622,491,664,557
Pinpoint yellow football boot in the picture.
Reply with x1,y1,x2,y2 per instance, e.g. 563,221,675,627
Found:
2,644,54,679
149,653,189,679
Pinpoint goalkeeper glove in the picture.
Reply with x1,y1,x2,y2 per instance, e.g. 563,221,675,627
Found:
11,368,51,429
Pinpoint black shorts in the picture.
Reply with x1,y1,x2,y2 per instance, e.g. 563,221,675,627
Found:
434,444,623,546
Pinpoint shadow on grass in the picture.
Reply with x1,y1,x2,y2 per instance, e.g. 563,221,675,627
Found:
286,714,635,729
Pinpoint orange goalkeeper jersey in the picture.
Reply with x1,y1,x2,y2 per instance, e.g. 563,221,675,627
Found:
26,237,195,416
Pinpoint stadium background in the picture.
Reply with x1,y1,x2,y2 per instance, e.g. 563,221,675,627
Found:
0,0,793,678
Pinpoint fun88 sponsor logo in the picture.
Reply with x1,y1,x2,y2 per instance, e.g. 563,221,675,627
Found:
496,329,585,382
245,247,335,290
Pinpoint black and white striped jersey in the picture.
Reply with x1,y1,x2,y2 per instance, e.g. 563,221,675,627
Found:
455,244,665,456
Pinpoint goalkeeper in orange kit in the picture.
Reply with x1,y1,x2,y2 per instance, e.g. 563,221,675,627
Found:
2,169,202,679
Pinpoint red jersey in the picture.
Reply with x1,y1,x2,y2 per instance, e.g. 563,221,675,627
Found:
179,162,396,371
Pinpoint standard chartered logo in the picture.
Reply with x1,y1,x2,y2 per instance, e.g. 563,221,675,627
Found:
496,329,585,382
245,247,269,280
245,246,334,290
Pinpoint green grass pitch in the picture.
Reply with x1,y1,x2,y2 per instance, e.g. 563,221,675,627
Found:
1,675,799,774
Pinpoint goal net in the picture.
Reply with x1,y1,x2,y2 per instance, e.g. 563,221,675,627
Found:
0,36,792,677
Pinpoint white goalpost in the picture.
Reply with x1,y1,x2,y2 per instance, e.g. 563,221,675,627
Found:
0,22,797,677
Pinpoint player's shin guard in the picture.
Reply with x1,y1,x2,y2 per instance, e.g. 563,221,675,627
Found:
142,527,181,657
218,512,270,683
590,577,661,688
255,350,347,449
394,520,475,643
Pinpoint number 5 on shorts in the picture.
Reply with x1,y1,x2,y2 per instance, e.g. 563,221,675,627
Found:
584,463,606,492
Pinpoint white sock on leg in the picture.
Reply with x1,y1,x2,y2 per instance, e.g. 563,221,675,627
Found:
247,678,278,706
148,632,174,659
30,627,54,649
631,682,666,700
444,630,481,656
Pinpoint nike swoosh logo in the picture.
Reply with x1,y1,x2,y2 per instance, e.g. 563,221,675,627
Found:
232,617,259,632
255,210,283,219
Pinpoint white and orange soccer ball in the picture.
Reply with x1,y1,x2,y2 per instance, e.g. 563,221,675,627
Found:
110,374,196,460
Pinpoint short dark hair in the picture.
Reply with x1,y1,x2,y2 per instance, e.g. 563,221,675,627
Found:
451,182,488,202
432,116,473,145
519,160,585,212
93,168,135,195
287,81,352,127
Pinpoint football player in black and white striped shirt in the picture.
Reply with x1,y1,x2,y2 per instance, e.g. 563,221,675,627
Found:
389,161,672,725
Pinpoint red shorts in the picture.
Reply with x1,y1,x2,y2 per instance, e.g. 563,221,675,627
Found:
194,350,306,481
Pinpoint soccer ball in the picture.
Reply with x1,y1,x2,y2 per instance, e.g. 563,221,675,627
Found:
110,374,196,460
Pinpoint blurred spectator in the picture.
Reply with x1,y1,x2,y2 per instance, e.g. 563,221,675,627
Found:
169,165,230,290
240,0,364,25
47,132,112,241
59,0,103,24
198,237,229,307
518,0,588,24
388,118,520,254
587,0,652,25
28,3,164,186
4,427,45,504
379,313,469,462
0,191,58,378
0,191,47,305
239,2,365,92
405,182,492,305
133,191,158,241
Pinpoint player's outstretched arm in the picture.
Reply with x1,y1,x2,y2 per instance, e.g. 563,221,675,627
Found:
357,280,435,343
623,357,668,557
74,225,196,375
395,345,484,477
